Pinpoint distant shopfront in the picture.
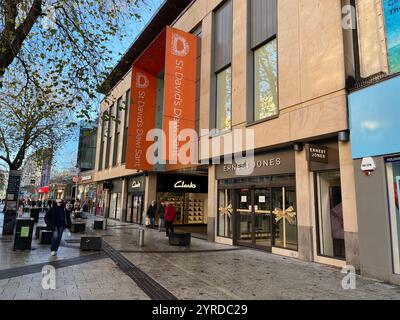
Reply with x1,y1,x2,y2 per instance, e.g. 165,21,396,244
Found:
103,178,123,221
77,174,97,213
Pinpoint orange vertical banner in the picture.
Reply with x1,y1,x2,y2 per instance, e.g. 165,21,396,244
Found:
163,27,198,164
126,67,157,171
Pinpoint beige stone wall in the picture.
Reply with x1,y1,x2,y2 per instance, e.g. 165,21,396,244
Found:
94,69,140,183
180,0,350,160
356,0,388,78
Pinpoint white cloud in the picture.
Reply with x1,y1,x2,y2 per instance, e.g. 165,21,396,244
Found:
361,120,380,131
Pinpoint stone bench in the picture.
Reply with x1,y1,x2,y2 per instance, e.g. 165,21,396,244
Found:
39,230,52,245
93,220,104,230
169,232,191,246
80,236,102,251
35,226,48,239
70,221,86,233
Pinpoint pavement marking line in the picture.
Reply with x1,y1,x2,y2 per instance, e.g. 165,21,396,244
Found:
153,253,242,300
0,253,108,280
118,248,247,254
102,240,178,300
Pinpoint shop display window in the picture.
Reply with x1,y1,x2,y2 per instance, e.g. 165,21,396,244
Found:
386,159,400,274
316,171,345,259
218,189,233,238
156,193,208,225
272,187,297,251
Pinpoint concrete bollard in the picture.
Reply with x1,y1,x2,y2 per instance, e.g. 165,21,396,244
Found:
138,228,145,247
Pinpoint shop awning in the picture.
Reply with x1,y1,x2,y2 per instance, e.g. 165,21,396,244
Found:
126,26,198,172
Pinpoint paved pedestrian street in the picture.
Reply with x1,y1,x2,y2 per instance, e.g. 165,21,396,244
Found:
1,212,400,300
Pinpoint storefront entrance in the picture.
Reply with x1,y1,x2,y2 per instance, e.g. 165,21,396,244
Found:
126,175,145,225
235,187,297,251
127,194,144,224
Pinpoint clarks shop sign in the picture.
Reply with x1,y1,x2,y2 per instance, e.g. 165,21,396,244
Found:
174,181,197,189
157,174,208,193
216,149,295,180
127,175,145,193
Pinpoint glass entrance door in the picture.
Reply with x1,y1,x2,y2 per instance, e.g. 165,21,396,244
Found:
254,189,273,248
236,189,253,246
235,187,297,251
132,195,143,225
127,195,133,223
127,195,143,225
235,189,273,250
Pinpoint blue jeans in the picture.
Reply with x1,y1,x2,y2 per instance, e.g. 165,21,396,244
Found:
158,218,164,231
150,217,155,227
51,226,65,252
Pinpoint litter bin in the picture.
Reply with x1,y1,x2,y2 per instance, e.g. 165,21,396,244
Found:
169,232,191,246
13,218,35,251
30,208,40,223
2,210,17,235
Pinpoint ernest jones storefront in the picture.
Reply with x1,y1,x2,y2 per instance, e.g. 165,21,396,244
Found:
216,149,298,252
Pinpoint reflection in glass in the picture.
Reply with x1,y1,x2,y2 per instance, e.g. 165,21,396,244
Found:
237,189,252,243
254,189,272,248
316,172,345,258
109,192,120,220
386,161,400,274
218,189,233,238
254,39,278,121
273,188,298,250
216,67,232,131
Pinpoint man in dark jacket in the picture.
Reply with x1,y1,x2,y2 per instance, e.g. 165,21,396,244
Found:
157,199,166,232
45,199,72,256
147,200,157,229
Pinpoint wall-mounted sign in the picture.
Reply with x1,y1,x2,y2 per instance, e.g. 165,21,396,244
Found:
174,181,197,189
216,149,295,180
132,181,141,189
127,175,145,193
157,173,208,194
386,156,400,163
307,144,328,163
81,175,93,182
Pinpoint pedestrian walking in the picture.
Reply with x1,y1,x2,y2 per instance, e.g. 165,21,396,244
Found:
157,199,166,232
165,201,176,238
44,199,72,256
74,199,81,212
147,200,157,228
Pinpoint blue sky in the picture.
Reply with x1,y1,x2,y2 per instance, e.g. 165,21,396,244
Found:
53,0,164,174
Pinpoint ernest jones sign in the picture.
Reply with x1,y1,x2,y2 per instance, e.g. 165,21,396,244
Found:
216,149,295,180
